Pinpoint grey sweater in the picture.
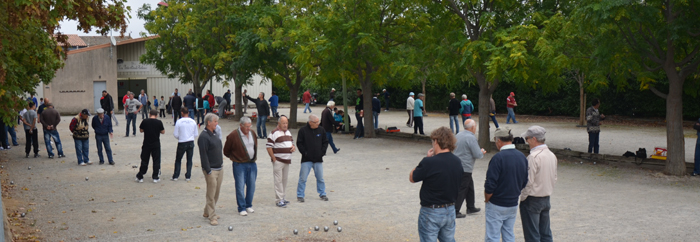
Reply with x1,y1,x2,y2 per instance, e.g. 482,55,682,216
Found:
198,128,223,174
454,131,484,173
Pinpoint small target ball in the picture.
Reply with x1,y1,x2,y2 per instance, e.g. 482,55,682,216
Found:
10,181,14,185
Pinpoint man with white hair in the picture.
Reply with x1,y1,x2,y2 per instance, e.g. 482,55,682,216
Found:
296,114,329,202
267,115,296,208
520,126,557,242
224,117,259,216
198,113,224,225
454,119,486,218
321,101,341,154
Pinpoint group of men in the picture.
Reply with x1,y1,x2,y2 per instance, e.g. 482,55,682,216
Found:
410,120,557,242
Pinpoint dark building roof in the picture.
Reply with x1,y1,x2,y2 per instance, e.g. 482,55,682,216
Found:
80,36,133,47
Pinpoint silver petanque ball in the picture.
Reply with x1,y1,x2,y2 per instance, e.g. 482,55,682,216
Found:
228,226,233,231
293,229,298,235
337,226,342,232
28,167,31,170
314,226,319,231
10,181,14,185
21,213,25,217
85,177,89,181
333,220,338,225
324,226,329,232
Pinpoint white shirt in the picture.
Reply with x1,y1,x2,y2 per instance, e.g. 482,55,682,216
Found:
406,97,415,110
238,129,255,158
521,144,558,201
173,117,198,143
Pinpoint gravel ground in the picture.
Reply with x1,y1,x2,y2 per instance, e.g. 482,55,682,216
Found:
1,106,699,241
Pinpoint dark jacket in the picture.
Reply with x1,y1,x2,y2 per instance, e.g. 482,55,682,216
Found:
198,128,223,174
246,96,270,117
484,148,529,207
321,107,339,132
223,92,232,104
448,98,461,116
101,94,114,113
268,95,279,107
297,123,328,163
372,97,381,113
355,95,364,111
40,107,61,130
171,95,183,112
184,94,196,109
223,128,258,163
91,115,113,135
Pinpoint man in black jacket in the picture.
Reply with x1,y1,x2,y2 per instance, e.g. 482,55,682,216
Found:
321,101,340,154
101,90,117,126
246,92,270,139
171,90,183,125
448,93,461,134
354,89,364,139
296,114,329,202
184,91,197,120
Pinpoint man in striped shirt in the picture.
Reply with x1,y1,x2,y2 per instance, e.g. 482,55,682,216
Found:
266,115,296,208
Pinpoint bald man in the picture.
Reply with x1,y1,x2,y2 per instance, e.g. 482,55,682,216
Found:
454,119,487,218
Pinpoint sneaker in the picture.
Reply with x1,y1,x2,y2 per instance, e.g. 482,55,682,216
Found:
99,162,104,165
693,173,698,176
87,160,93,165
239,211,248,216
467,208,481,214
283,200,291,205
80,163,87,166
210,219,219,226
297,197,304,203
171,178,178,181
246,208,254,213
4,146,10,150
320,195,329,201
186,178,191,182
0,147,3,150
34,154,40,158
456,213,467,218
136,178,143,183
48,155,54,159
58,155,66,158
153,179,160,183
276,202,287,208
109,162,115,165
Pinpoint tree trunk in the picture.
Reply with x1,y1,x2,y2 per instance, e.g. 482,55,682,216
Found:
577,75,585,127
362,77,375,138
663,75,686,175
234,82,243,120
421,79,427,115
287,77,301,128
477,82,493,151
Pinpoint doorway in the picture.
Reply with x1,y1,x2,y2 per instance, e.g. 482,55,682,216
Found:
93,81,106,113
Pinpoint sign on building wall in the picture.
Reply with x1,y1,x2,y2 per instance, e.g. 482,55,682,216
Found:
118,61,152,72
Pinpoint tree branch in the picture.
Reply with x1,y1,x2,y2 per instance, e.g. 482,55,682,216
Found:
676,45,700,67
679,54,700,80
649,86,668,99
642,63,662,72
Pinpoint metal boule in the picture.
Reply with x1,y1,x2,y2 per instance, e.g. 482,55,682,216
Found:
333,220,338,225
85,177,89,181
10,181,14,185
337,227,342,232
228,226,233,231
293,229,298,235
1,165,4,168
314,226,319,231
28,167,31,170
21,213,25,217
324,226,329,232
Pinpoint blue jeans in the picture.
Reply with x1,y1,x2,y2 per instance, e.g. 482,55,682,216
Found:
257,115,268,138
520,196,553,242
694,134,700,174
449,115,460,134
95,134,113,164
43,129,64,157
506,108,517,123
74,139,90,165
485,202,517,242
326,132,339,153
173,141,194,179
188,110,195,123
232,162,257,212
588,132,600,154
5,125,18,145
297,162,325,198
490,112,499,128
373,111,379,129
418,206,456,242
126,113,137,136
196,109,205,124
304,103,311,113
271,106,278,117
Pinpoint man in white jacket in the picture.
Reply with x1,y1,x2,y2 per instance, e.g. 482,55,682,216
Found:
406,92,415,127
520,125,557,242
172,107,199,181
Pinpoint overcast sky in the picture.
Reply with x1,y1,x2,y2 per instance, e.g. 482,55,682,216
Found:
57,0,153,37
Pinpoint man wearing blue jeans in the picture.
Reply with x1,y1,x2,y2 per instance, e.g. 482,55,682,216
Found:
70,109,93,166
223,117,258,216
693,118,700,176
296,115,330,202
372,95,381,129
484,128,528,242
92,108,115,165
506,92,518,124
39,103,65,158
321,103,341,154
246,92,270,139
410,127,462,242
448,93,461,134
586,99,605,154
124,93,142,137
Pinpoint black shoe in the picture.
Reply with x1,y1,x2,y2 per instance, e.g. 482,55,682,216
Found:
34,154,40,158
99,162,104,165
320,195,329,201
297,197,304,203
109,162,115,165
58,154,66,158
26,154,30,158
456,213,467,218
334,148,340,154
48,155,54,159
467,208,481,214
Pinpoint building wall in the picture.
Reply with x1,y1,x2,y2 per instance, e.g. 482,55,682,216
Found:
45,46,117,115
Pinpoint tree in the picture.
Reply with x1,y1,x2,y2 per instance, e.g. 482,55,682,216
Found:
579,0,700,175
0,0,129,124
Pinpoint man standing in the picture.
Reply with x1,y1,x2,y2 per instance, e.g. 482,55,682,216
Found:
382,89,390,111
123,91,130,119
171,90,183,125
223,89,232,112
506,92,518,124
70,109,92,166
153,95,159,115
267,115,295,208
173,107,198,181
454,119,486,218
460,94,474,123
372,94,381,129
448,93,461,134
92,108,115,165
484,128,528,242
406,92,415,128
101,90,117,126
184,91,197,121
198,113,224,225
693,118,700,176
242,89,249,114
586,99,605,154
137,110,166,183
414,93,425,135
223,117,258,216
139,90,149,119
268,91,279,117
36,98,48,126
303,89,312,113
490,95,500,128
296,114,329,202
21,102,40,158
204,90,215,108
409,127,462,242
124,93,142,137
246,92,270,139
159,96,166,118
39,103,65,159
321,101,341,154
520,126,557,242
329,88,336,101
353,89,364,139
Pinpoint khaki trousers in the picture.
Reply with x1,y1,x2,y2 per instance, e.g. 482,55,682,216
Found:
203,169,224,220
273,161,290,203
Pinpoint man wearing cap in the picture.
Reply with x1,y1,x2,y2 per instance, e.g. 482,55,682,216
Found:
406,92,415,128
520,126,557,242
70,109,93,166
414,93,425,135
454,119,486,218
506,92,518,124
382,89,390,111
484,127,528,242
92,108,115,165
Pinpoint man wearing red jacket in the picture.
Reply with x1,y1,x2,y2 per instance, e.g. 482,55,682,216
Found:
303,89,312,113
